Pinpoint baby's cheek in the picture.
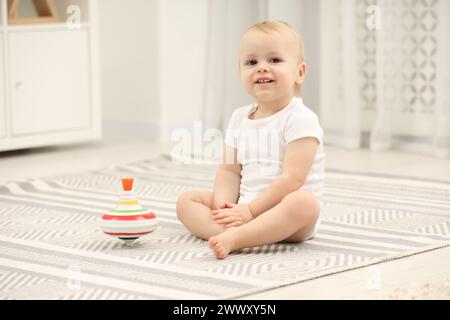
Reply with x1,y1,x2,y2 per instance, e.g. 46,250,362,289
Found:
245,83,255,94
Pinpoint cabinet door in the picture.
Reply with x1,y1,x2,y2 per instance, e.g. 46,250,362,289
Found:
0,34,5,139
9,30,91,136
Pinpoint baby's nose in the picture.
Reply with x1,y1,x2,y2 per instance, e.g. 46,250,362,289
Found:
257,66,269,73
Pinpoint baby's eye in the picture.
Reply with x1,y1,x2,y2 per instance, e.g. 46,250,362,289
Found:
269,57,282,63
245,59,257,66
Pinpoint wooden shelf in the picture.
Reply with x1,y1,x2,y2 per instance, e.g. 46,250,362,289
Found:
7,21,89,32
8,16,57,25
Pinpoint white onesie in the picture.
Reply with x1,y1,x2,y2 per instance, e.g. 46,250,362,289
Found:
225,96,325,239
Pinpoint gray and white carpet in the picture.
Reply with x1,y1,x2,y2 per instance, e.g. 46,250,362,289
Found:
0,154,449,299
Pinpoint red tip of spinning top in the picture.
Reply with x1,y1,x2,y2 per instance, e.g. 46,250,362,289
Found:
121,178,134,191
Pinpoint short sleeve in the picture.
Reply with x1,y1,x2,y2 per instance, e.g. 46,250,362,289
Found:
283,111,324,145
224,109,241,148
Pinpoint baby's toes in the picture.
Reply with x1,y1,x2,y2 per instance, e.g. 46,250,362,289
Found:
208,237,218,249
215,244,226,259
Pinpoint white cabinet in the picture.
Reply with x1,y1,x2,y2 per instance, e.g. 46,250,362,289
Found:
10,30,91,135
0,33,5,139
0,0,101,151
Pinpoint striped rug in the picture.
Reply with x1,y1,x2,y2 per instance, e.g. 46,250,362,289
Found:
0,154,449,299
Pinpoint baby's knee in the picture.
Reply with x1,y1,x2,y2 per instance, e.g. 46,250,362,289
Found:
176,192,191,216
176,191,199,219
281,191,320,220
177,191,193,204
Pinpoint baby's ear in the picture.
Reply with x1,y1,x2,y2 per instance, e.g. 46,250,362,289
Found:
298,62,307,81
297,62,307,84
294,63,306,95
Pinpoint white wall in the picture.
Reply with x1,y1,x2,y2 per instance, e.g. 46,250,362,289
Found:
98,0,160,140
267,0,303,28
297,0,321,113
158,0,208,142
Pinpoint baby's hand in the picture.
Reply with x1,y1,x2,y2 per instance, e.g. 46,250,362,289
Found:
211,203,253,228
215,200,233,210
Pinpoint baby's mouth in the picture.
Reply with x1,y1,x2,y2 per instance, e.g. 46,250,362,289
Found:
255,79,275,84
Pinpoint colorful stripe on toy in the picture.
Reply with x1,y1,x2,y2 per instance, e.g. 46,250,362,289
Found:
102,213,156,221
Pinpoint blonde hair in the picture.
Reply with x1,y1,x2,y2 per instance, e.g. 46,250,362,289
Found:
243,20,305,63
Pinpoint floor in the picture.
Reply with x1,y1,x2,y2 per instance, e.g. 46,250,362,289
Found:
1,136,449,300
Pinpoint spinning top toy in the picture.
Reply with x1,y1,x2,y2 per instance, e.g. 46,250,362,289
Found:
99,178,157,244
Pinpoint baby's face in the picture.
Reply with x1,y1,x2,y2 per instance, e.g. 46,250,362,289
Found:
239,29,304,105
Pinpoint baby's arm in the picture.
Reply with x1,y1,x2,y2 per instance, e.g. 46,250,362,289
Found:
248,137,318,217
213,146,241,210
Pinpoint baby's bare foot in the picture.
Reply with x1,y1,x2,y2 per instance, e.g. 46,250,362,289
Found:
208,231,236,259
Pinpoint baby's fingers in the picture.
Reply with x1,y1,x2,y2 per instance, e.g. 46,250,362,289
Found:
217,201,227,209
217,217,236,225
212,211,229,220
211,208,230,215
226,221,242,228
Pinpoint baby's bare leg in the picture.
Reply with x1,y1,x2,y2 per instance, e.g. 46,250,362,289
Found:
176,191,226,240
208,190,320,259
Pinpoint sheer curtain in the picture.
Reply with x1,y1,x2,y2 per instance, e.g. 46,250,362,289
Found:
319,0,450,158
